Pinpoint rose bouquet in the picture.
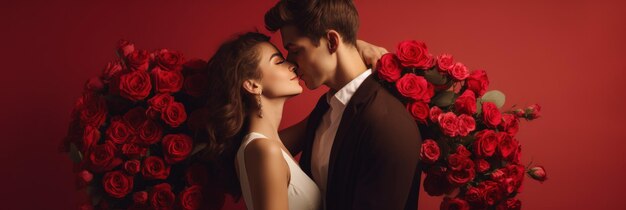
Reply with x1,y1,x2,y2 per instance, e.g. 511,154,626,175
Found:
60,40,224,210
375,40,548,210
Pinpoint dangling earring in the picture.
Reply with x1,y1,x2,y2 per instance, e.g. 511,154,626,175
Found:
256,92,263,118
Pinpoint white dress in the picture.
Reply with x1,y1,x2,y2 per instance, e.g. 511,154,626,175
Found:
236,132,322,210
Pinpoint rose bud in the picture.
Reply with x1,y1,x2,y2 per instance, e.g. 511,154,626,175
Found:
133,191,148,204
84,77,104,92
525,104,541,120
76,170,93,188
528,166,548,183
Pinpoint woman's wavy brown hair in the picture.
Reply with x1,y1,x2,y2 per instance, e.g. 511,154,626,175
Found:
203,32,269,199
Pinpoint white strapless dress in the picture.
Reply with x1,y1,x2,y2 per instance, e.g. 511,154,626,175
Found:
236,132,322,210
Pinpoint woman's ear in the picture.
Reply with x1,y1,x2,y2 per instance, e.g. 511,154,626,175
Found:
242,79,261,95
326,30,341,53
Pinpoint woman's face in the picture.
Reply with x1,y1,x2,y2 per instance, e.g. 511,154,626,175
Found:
255,42,302,98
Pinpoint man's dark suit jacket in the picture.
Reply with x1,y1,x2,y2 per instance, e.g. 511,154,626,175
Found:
300,74,422,210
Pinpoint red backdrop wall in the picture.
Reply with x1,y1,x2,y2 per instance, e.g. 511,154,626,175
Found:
1,0,625,209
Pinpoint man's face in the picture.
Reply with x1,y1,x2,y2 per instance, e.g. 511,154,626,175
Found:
280,25,336,90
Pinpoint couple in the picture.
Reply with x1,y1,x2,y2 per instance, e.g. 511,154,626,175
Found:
203,0,423,209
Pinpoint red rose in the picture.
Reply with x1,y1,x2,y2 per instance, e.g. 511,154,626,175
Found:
407,101,429,124
122,143,147,158
376,53,402,82
450,62,469,81
86,141,122,173
395,74,429,101
466,70,489,96
498,114,519,136
180,185,203,210
497,133,517,159
528,166,548,183
184,73,209,97
490,169,506,181
76,93,107,127
420,139,440,164
76,170,93,189
475,159,490,173
473,130,498,158
185,164,209,186
133,191,148,205
124,107,148,130
102,60,124,80
506,164,526,183
84,77,104,92
481,102,502,128
124,160,141,175
151,67,184,94
161,102,187,128
455,145,472,157
106,118,134,145
150,183,176,210
138,119,163,145
454,90,477,115
480,181,502,206
102,170,134,198
438,112,458,137
456,114,476,137
117,40,135,58
436,53,455,73
447,158,475,186
496,198,522,210
126,49,150,72
148,94,174,112
119,70,152,102
429,106,443,123
154,49,185,72
81,125,100,153
440,197,470,210
142,156,171,180
464,186,485,206
396,40,434,69
162,134,193,164
423,167,450,196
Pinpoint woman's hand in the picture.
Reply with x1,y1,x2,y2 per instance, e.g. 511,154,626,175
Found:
356,39,388,71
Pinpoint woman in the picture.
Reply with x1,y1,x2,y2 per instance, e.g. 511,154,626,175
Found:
204,32,321,210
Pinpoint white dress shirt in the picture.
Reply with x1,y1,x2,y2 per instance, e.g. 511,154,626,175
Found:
311,69,372,207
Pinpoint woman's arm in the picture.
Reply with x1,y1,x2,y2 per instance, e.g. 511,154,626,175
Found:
244,138,290,210
356,39,389,70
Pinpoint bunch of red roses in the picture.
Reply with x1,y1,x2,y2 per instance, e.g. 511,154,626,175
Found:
60,40,224,210
375,40,548,210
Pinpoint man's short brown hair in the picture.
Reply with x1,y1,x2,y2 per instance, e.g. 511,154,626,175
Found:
264,0,359,46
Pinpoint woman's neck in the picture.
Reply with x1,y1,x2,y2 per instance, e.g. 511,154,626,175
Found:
247,97,285,141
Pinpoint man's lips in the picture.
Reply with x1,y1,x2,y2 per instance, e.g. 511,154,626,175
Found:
290,74,303,80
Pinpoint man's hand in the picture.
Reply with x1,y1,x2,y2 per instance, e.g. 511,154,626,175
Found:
356,40,388,71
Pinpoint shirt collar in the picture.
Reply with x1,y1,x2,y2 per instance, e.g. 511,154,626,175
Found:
325,69,372,109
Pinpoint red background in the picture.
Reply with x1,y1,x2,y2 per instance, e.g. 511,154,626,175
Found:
2,0,625,209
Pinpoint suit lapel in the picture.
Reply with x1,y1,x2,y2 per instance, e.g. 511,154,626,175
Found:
325,74,380,201
300,95,329,177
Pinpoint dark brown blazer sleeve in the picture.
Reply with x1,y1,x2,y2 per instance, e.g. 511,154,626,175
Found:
351,91,422,210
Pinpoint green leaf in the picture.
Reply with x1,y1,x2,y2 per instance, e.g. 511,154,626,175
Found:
424,69,448,85
192,143,208,156
432,91,457,107
69,143,82,163
481,90,506,108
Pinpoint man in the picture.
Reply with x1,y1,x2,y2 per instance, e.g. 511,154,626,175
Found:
269,0,423,209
